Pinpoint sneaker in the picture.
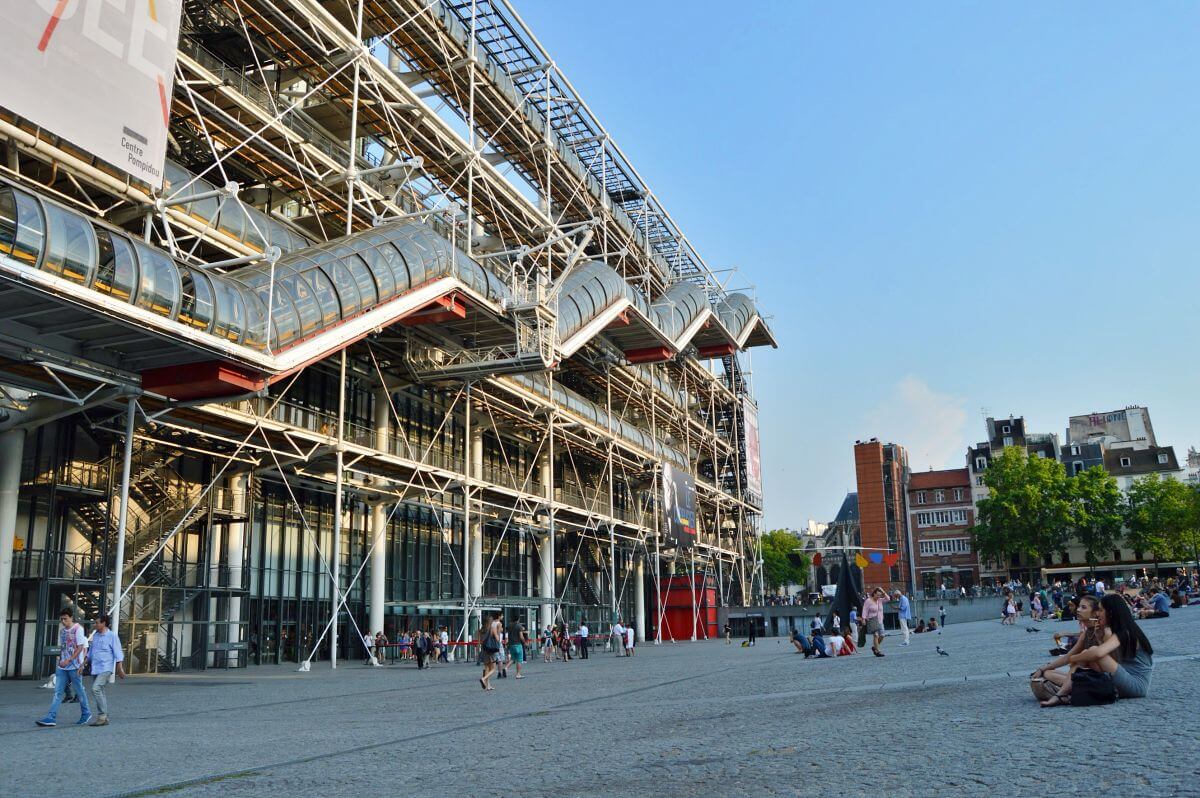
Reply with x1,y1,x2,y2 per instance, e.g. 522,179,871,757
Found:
75,714,93,726
514,674,524,679
35,717,56,727
89,715,109,727
900,642,910,646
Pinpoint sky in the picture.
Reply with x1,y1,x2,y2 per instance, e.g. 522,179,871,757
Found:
516,1,1200,530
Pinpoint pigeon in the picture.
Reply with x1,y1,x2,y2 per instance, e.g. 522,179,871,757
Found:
1026,627,1041,633
936,646,949,656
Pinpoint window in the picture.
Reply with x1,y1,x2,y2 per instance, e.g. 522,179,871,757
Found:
975,457,987,471
1003,436,1014,447
0,186,46,266
953,488,964,502
1002,424,1011,434
1158,453,1169,465
42,203,96,285
1071,446,1080,456
1134,549,1143,561
915,491,926,505
934,489,945,502
918,537,972,557
915,509,969,527
976,476,984,486
1035,450,1046,458
1120,456,1131,468
92,229,137,302
1060,551,1069,564
1072,461,1084,476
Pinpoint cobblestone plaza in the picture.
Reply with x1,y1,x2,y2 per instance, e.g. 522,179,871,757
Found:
2,612,1197,797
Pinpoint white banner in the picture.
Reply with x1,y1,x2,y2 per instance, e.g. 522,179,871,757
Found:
742,398,762,499
0,0,182,187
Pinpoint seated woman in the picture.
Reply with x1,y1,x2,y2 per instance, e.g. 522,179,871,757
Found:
1076,594,1153,699
1032,594,1105,707
927,617,939,631
913,619,926,634
837,630,856,655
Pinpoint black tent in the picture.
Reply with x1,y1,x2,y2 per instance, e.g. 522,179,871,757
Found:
823,552,863,631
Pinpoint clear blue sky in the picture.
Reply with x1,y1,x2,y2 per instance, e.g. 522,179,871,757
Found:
518,1,1200,529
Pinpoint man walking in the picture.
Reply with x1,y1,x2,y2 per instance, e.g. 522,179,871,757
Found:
612,620,625,656
37,608,92,727
85,614,124,726
578,620,589,659
509,619,528,679
894,590,913,646
938,605,947,634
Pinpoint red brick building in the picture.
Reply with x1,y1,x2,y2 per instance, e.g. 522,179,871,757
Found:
906,468,980,594
853,439,912,593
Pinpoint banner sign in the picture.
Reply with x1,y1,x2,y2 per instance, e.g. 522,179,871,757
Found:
662,462,697,549
742,398,762,498
1,1,183,186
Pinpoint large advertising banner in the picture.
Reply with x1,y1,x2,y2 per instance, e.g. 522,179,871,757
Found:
0,1,183,187
742,398,762,498
662,462,697,549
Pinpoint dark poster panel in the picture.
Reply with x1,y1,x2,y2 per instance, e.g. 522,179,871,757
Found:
662,463,697,549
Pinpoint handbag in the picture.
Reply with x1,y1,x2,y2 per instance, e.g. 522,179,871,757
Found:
1070,668,1117,706
482,634,499,653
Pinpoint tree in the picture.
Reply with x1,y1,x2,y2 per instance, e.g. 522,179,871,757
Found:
971,447,1071,572
1124,475,1192,571
760,529,811,592
1066,466,1124,574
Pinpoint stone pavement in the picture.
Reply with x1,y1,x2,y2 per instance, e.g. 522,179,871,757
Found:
1,612,1197,797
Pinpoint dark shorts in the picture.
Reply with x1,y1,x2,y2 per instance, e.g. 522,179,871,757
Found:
866,619,882,635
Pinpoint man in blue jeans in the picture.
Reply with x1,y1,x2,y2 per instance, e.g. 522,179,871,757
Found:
37,608,92,727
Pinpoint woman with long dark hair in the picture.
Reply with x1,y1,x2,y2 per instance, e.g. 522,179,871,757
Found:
1067,594,1154,698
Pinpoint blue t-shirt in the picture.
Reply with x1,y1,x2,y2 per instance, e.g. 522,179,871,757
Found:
1150,593,1170,613
898,595,912,620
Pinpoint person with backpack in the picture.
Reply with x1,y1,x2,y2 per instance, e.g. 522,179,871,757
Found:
37,608,92,727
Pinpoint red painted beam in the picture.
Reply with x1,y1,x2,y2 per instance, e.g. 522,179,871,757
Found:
142,362,266,400
624,346,673,364
606,309,631,327
399,293,468,326
697,343,737,358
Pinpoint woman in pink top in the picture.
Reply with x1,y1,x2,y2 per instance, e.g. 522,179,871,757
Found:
862,587,888,657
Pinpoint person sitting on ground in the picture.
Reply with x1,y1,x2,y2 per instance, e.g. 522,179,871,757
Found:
913,619,926,634
1139,588,1171,619
1171,590,1187,609
1064,594,1154,700
927,617,938,632
1060,599,1077,622
1032,594,1106,707
837,629,856,656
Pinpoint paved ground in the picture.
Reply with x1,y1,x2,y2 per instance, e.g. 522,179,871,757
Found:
1,612,1198,797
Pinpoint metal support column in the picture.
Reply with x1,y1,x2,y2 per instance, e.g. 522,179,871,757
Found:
0,428,26,676
331,351,346,668
110,399,137,633
468,422,483,634
634,557,645,643
369,388,389,642
538,438,554,631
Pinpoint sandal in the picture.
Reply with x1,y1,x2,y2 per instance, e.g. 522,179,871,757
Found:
479,677,487,691
1039,694,1070,708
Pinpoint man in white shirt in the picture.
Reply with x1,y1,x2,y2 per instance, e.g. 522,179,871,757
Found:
611,621,625,656
439,627,450,663
1095,580,1106,595
578,622,590,659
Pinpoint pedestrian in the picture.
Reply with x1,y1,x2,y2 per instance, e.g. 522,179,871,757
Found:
439,627,450,663
558,623,572,661
612,620,625,656
625,624,635,656
416,630,432,670
724,622,732,644
84,614,125,726
578,620,590,659
37,608,92,727
509,618,527,679
831,612,841,634
848,608,859,643
542,626,553,663
894,590,912,646
747,620,756,647
498,625,509,677
480,614,502,691
862,588,887,658
938,605,946,634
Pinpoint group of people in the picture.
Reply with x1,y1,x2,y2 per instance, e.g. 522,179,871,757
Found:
35,608,125,728
366,628,452,668
1031,592,1156,707
475,617,635,690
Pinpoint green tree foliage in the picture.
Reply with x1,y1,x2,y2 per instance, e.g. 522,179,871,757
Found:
760,529,811,591
1124,475,1192,565
971,447,1071,565
1066,466,1124,570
